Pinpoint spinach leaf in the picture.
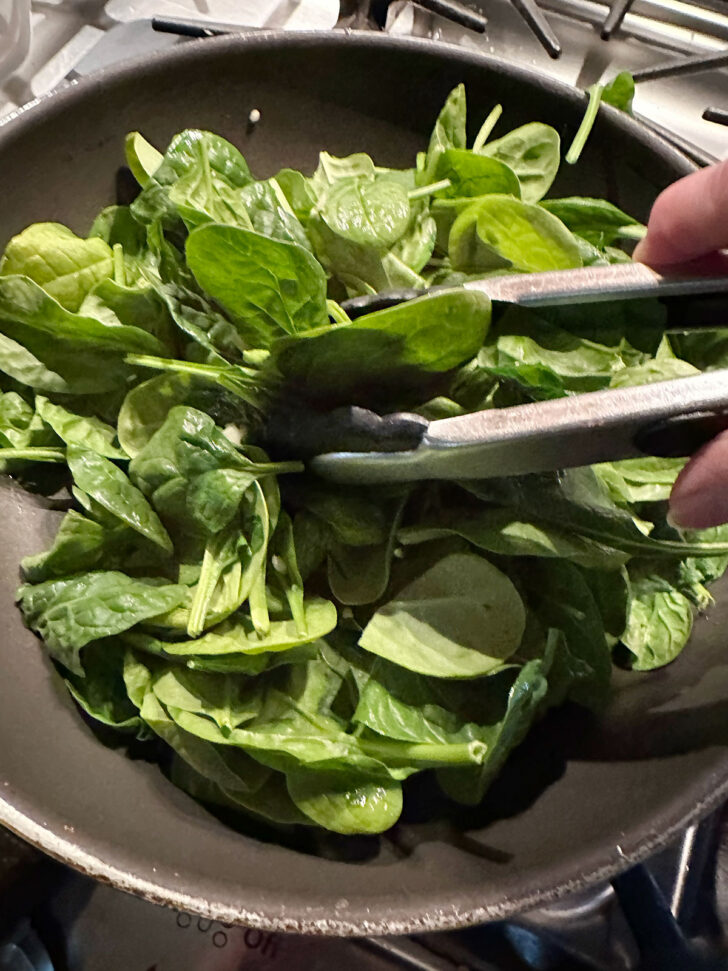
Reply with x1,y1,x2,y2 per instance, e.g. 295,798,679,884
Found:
391,205,437,274
125,131,163,188
518,560,612,708
0,223,113,312
0,276,167,356
321,177,410,250
328,493,408,606
437,652,552,804
449,195,582,273
463,469,728,558
273,168,318,221
117,372,194,458
479,123,560,203
237,181,312,249
66,639,144,732
359,552,525,678
171,600,337,656
435,149,521,199
286,771,403,834
131,670,272,795
273,289,490,405
540,198,643,247
21,511,107,582
80,277,177,351
420,84,467,185
594,457,685,506
186,224,328,347
602,71,635,112
36,396,125,458
131,129,252,229
151,666,261,735
398,506,628,570
18,572,187,674
621,576,693,671
171,757,310,826
68,446,173,552
311,152,377,192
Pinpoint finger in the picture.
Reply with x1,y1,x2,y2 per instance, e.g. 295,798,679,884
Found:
668,428,728,529
633,159,728,267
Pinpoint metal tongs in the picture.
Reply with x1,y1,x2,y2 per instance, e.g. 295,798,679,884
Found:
297,263,728,483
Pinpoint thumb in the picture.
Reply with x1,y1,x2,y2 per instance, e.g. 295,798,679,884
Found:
634,159,728,267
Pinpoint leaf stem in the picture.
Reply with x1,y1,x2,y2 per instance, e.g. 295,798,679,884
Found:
408,179,451,200
327,299,351,324
618,224,648,240
113,243,126,286
473,104,503,152
125,354,265,406
0,447,66,463
566,84,604,165
359,738,487,766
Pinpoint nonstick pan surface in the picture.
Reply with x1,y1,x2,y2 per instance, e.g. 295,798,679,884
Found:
1,31,727,936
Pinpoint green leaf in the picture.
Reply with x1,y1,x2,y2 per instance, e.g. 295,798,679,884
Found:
117,372,194,458
170,757,306,825
420,84,467,185
437,653,551,804
398,506,628,570
321,177,410,250
125,131,164,188
237,181,312,249
35,396,125,458
463,468,728,558
594,456,685,506
0,275,167,356
479,123,560,203
602,71,635,112
18,572,187,674
152,667,261,735
148,600,336,656
449,195,582,274
273,288,491,405
621,578,693,671
540,198,643,247
186,224,328,347
311,152,377,192
0,223,113,312
67,445,173,552
359,553,525,678
518,560,612,708
328,494,409,606
66,639,143,731
435,149,521,199
287,771,403,834
131,129,252,229
21,510,107,582
80,277,176,351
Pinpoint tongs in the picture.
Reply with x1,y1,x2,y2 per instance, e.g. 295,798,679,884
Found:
287,263,728,483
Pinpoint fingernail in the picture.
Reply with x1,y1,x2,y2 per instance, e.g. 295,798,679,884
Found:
666,506,685,530
632,238,647,262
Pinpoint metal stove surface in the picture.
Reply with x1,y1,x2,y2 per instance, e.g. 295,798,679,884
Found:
377,0,728,162
2,809,728,970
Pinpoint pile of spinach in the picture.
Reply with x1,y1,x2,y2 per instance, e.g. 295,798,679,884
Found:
2,86,727,836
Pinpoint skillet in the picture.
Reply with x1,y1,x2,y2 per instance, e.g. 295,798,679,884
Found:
1,30,728,936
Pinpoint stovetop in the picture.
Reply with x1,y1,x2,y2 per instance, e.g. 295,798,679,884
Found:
2,807,728,970
2,1,728,968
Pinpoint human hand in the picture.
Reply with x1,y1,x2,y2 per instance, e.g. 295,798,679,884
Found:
633,160,728,529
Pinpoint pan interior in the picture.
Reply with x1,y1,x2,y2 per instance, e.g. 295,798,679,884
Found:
1,32,726,935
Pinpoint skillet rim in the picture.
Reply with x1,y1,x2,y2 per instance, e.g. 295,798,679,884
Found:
1,28,721,936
